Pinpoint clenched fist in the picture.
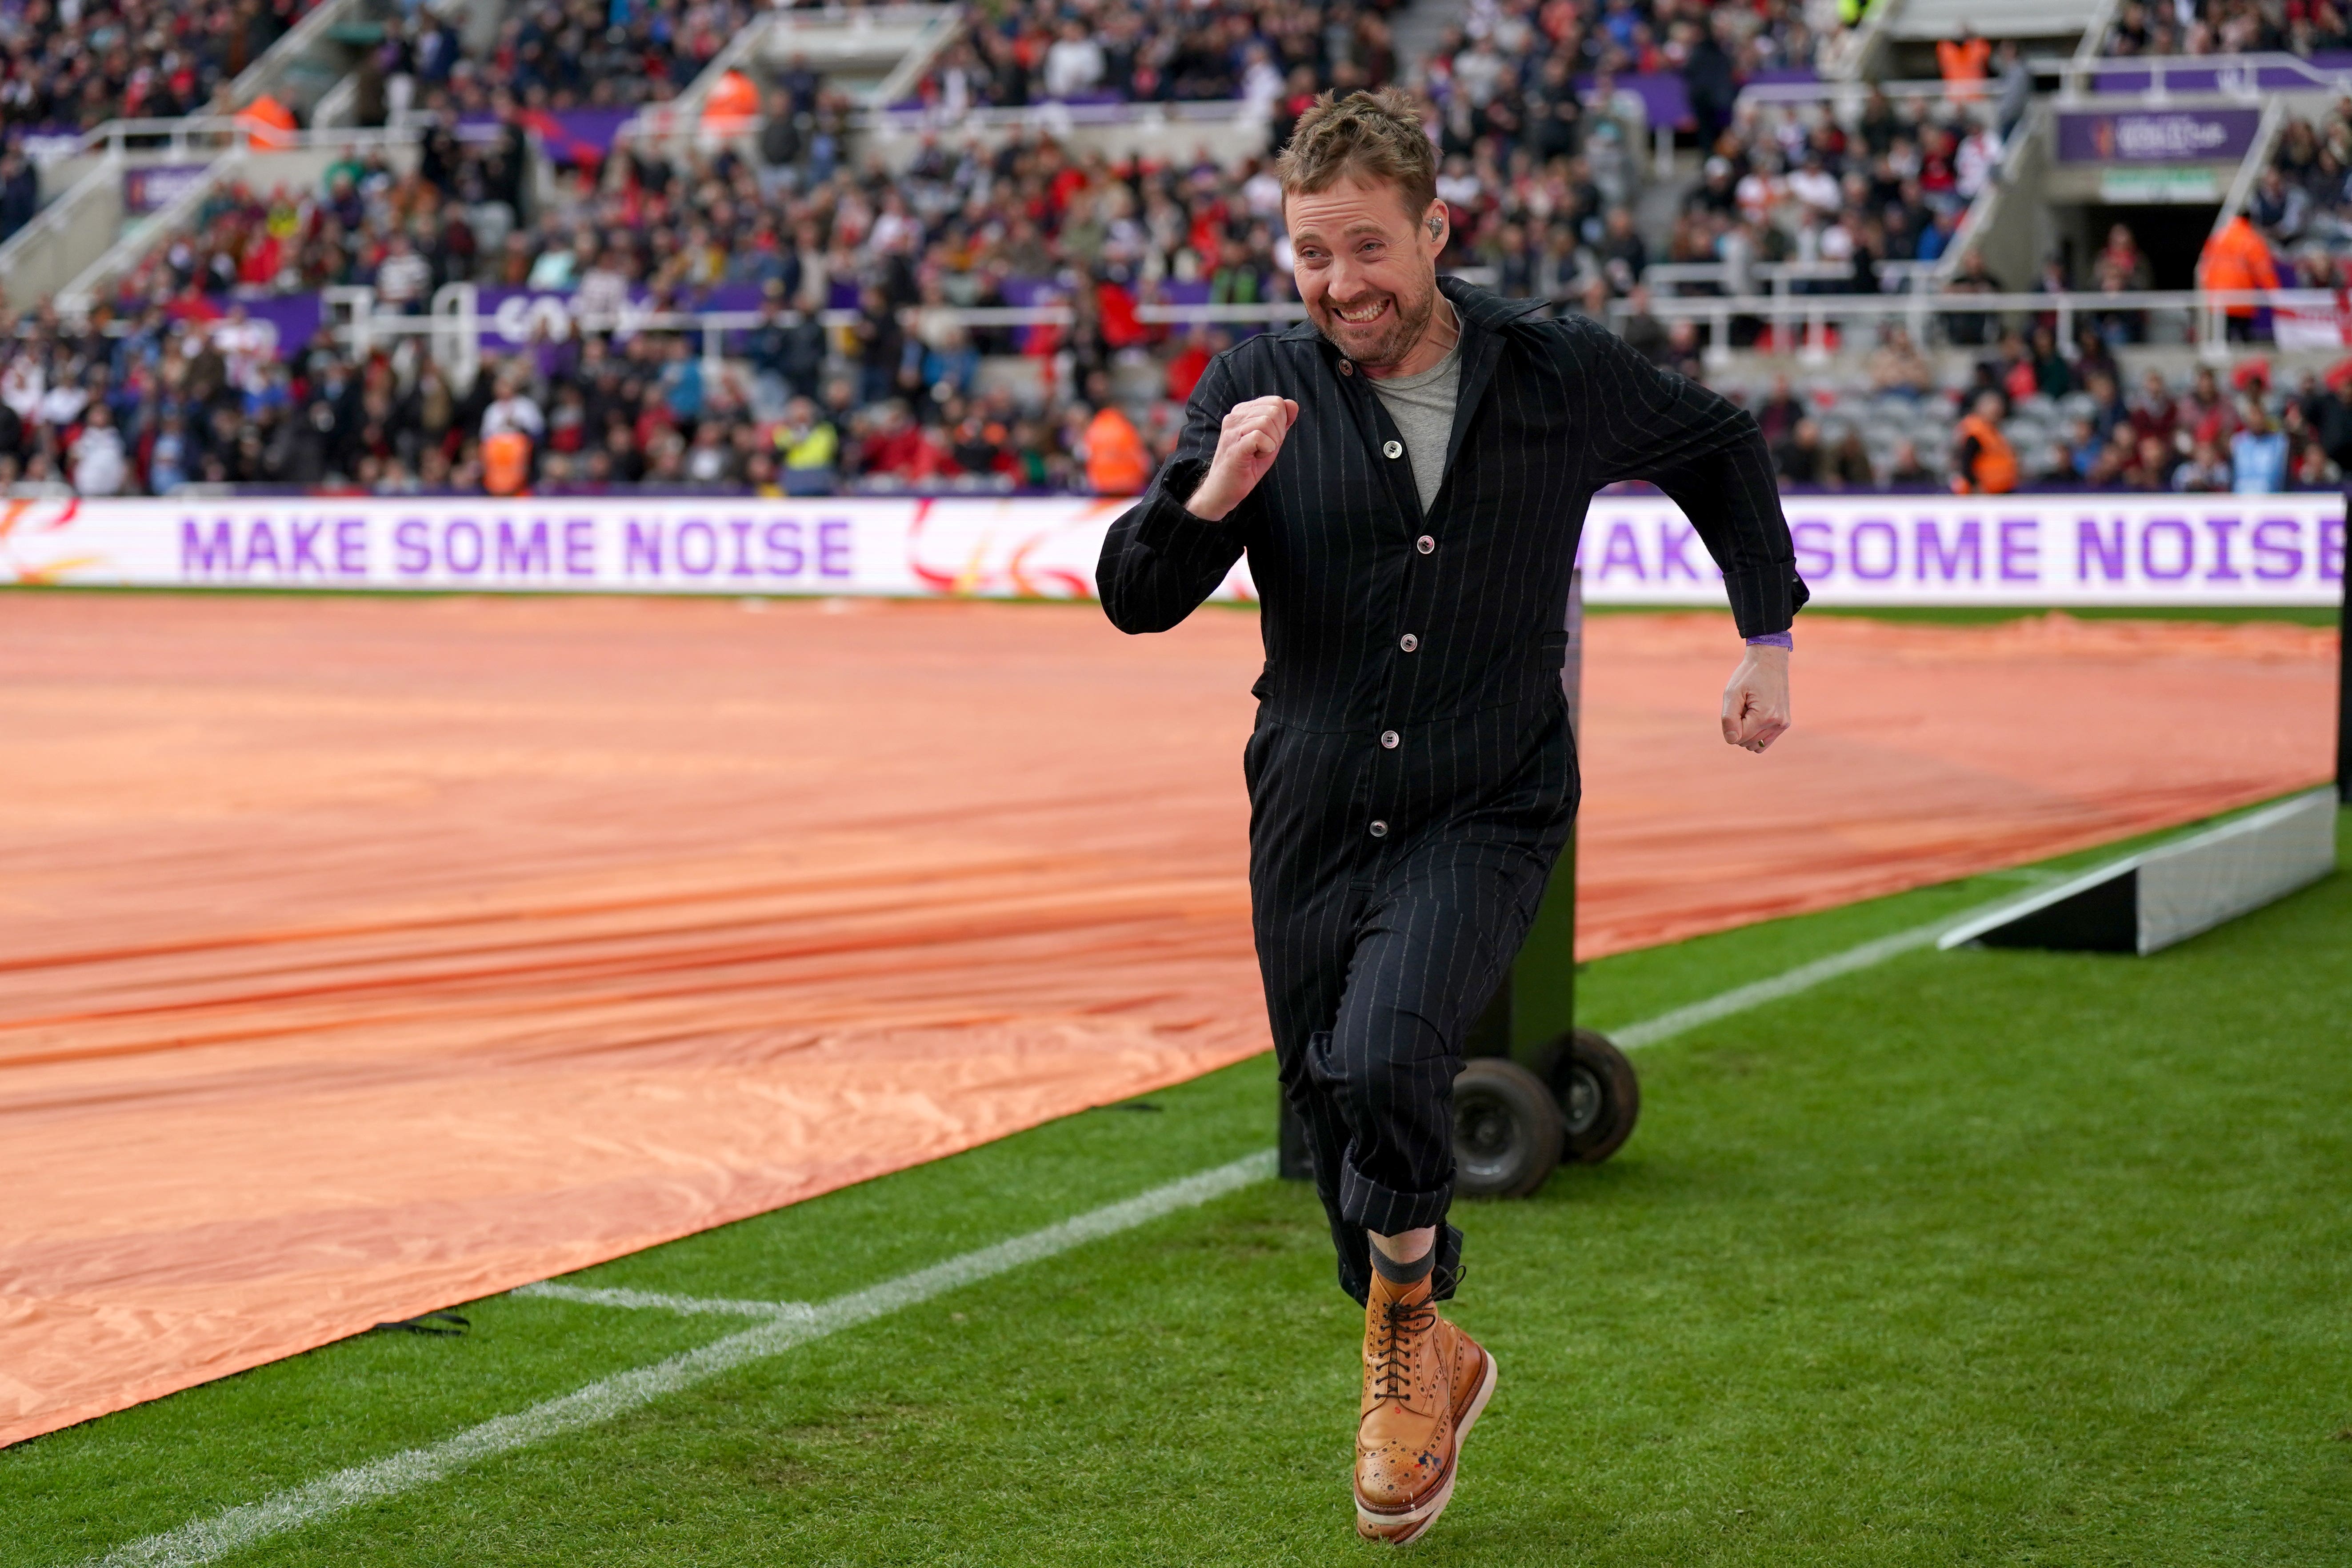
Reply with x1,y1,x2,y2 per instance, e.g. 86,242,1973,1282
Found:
1185,396,1299,522
1720,642,1792,754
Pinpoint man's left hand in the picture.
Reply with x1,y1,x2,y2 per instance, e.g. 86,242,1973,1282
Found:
1720,644,1791,753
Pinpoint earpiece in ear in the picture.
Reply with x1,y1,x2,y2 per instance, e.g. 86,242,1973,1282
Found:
1428,217,1443,236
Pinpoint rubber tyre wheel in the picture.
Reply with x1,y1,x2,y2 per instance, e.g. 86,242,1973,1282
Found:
1533,1028,1641,1164
1452,1058,1565,1199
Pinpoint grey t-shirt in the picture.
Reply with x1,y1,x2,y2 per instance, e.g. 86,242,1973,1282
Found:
1367,331,1463,514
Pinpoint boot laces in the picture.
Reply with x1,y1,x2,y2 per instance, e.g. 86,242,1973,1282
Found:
1370,1296,1436,1404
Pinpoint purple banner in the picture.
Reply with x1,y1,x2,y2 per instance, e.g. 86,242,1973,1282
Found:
2054,107,2263,163
1573,70,1693,130
123,164,211,215
458,108,634,164
195,281,783,361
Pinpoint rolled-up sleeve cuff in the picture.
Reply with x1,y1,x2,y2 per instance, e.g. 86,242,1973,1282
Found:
1339,1155,1452,1236
1130,465,1239,575
1723,568,1811,641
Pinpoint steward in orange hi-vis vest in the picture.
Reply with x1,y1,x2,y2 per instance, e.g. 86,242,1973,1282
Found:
1084,404,1152,495
483,429,532,496
1952,406,2017,494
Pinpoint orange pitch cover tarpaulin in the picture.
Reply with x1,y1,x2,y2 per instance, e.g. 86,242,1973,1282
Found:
0,594,2336,1448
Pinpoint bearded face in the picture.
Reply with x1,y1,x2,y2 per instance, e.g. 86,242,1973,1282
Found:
1315,264,1438,371
1285,176,1447,375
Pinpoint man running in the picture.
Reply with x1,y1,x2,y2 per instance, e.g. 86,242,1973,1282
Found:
1098,89,1804,1544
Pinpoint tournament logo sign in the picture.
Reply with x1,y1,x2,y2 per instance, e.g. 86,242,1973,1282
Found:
0,497,100,585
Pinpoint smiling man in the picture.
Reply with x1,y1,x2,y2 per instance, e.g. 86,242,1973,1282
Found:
1098,90,1806,1544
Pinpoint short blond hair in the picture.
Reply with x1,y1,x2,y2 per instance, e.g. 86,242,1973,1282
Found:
1274,88,1439,223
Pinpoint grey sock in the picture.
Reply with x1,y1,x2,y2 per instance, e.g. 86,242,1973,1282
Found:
1368,1244,1435,1286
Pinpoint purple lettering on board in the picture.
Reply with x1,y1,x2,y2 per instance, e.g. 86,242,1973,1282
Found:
1998,519,2038,582
2141,518,2194,581
1597,521,1645,581
564,520,595,576
1914,519,1980,582
2252,518,2302,580
288,520,326,575
2321,516,2344,581
2202,516,2244,581
1790,520,1835,581
818,520,853,578
764,520,804,576
624,521,663,576
675,520,718,576
496,520,552,576
445,519,484,576
1848,520,1899,581
2076,518,2126,581
393,520,431,575
727,519,757,578
1656,522,1701,581
335,519,365,575
242,521,282,575
181,519,236,575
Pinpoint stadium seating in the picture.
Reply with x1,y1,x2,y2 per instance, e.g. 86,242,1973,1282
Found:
3,0,2348,499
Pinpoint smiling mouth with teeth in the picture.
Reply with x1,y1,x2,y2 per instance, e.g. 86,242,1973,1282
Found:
1333,300,1390,324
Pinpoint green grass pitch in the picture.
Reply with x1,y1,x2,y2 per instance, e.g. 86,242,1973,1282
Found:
5,808,2348,1566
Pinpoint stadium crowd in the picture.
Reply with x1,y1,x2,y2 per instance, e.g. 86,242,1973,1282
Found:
2097,0,2349,57
1642,84,2000,307
2239,96,2352,265
2,0,2340,500
0,0,765,242
0,0,320,141
24,85,1319,496
915,0,1404,111
458,0,762,114
1747,347,2352,493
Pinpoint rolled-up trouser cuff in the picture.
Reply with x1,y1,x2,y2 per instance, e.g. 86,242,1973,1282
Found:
1340,1153,1452,1236
1334,1221,1465,1307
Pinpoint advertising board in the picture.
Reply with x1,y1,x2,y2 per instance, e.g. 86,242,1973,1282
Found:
1,493,2340,608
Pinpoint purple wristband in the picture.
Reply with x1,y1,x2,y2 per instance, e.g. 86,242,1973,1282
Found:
1744,632,1793,650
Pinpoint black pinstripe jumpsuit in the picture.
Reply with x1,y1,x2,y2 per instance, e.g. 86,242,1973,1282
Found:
1099,281,1806,1304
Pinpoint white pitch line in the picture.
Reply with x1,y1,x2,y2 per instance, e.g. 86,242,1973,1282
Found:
89,1150,1277,1568
510,1282,818,1319
1603,876,2064,1051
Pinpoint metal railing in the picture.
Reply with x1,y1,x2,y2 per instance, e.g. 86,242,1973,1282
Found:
860,96,1266,134
2057,48,2352,102
293,281,2346,376
315,288,1324,367
37,118,424,164
64,280,2346,401
1733,76,1967,114
1610,284,2348,365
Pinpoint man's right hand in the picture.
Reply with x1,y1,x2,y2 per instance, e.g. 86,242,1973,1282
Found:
1185,396,1298,522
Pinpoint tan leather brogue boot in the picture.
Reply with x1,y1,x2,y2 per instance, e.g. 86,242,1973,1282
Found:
1354,1271,1497,1544
1444,1316,1495,1435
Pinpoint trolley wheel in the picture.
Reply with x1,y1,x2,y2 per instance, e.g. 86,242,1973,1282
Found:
1533,1028,1641,1164
1451,1058,1565,1199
